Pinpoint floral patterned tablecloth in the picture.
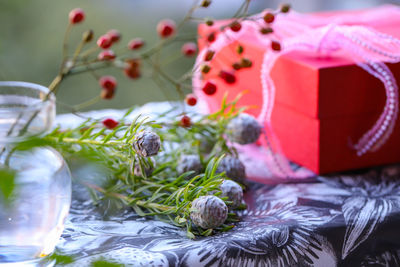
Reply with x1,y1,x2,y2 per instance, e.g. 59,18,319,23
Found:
55,103,400,267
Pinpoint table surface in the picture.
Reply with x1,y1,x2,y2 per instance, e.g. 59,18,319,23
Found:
55,103,400,267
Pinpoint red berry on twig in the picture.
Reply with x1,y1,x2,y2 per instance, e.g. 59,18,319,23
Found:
185,94,197,106
69,8,85,24
182,42,197,57
263,12,275,24
97,35,113,49
207,32,216,43
107,29,121,43
99,76,117,99
128,38,145,50
180,115,191,128
157,19,176,38
204,50,215,61
202,81,217,95
97,50,116,61
99,75,117,91
271,40,282,51
124,59,141,79
219,70,236,84
230,21,242,32
102,118,119,129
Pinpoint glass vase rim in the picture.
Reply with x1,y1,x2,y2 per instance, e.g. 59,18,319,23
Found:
0,81,55,111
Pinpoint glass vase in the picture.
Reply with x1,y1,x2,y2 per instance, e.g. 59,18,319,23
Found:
0,81,71,264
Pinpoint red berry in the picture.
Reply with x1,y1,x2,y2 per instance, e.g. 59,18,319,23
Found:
182,42,197,57
124,59,141,79
97,35,113,49
99,76,117,100
230,21,242,32
260,27,273,35
207,32,216,43
102,118,119,129
69,8,85,24
185,94,197,106
204,50,215,61
97,50,116,61
107,29,121,43
271,40,282,51
263,12,275,24
128,38,145,50
219,70,236,84
99,75,117,91
180,115,191,128
202,81,217,95
157,19,176,38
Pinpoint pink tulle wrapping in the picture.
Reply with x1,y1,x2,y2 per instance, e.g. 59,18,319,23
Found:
193,5,400,181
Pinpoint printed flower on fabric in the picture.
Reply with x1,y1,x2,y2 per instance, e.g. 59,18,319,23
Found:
146,202,336,267
297,165,400,259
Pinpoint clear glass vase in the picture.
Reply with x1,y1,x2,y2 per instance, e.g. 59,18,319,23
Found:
0,81,71,264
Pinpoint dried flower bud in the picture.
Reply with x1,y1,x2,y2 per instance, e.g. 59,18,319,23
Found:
263,12,275,24
190,195,228,229
201,64,211,74
236,45,244,54
177,154,203,176
280,4,291,13
219,180,243,208
82,29,94,43
201,0,212,8
260,27,273,35
240,58,252,68
227,113,261,144
216,156,246,183
205,19,214,26
133,131,161,157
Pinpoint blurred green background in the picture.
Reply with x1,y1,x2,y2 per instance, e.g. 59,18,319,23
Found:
0,0,398,113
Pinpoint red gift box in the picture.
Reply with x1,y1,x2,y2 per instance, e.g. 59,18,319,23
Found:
196,6,400,174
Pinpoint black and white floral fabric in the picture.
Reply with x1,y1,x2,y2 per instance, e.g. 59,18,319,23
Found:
55,104,400,267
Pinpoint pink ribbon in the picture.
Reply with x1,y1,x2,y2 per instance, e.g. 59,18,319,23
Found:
193,5,400,179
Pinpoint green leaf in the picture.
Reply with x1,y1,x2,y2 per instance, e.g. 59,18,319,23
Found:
47,253,75,265
91,259,124,267
0,167,16,202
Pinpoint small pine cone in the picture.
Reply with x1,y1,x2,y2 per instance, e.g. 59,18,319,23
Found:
219,180,243,208
133,131,161,157
190,195,228,229
177,154,203,176
216,156,246,183
227,113,261,144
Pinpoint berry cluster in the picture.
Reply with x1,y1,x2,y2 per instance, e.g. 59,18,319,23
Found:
197,4,290,100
